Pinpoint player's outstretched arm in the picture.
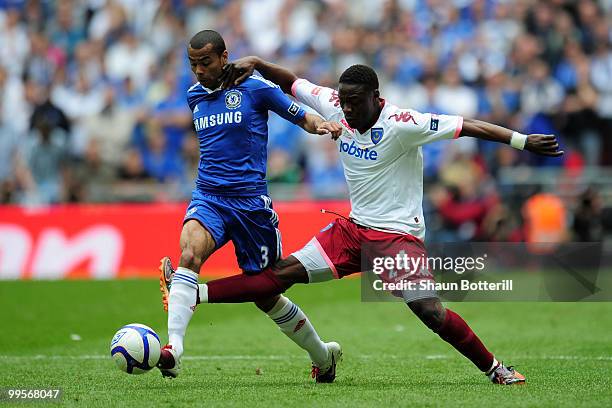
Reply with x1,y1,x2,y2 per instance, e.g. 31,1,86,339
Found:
221,56,341,138
299,113,342,139
221,56,297,93
460,118,564,157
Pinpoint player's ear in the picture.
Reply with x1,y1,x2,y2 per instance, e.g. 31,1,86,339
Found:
373,89,380,100
221,49,229,65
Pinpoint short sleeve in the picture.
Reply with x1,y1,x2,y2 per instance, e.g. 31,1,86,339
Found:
391,109,463,150
254,77,306,124
186,83,202,111
187,93,196,111
291,78,342,121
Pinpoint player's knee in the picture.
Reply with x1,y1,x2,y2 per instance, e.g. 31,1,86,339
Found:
179,247,202,272
408,299,446,332
271,256,308,286
254,295,281,312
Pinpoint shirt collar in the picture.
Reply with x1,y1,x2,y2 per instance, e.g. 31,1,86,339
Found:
201,83,222,94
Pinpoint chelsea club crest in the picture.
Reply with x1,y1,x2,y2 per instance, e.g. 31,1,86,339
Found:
371,127,384,145
225,90,242,109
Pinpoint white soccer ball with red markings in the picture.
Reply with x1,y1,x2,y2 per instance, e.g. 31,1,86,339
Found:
110,323,161,374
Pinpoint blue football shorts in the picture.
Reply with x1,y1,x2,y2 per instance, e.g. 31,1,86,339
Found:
184,190,282,274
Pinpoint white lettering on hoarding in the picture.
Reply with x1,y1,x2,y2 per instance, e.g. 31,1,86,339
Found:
0,224,124,279
0,225,32,279
31,225,124,279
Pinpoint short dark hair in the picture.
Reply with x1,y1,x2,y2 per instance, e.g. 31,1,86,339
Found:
339,64,379,91
189,30,226,55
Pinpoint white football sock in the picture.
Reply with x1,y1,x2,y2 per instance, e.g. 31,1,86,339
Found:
486,357,500,375
267,295,329,367
167,267,199,357
198,283,208,303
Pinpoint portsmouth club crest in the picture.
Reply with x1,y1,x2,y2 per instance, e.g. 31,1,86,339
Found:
371,127,384,145
225,90,242,109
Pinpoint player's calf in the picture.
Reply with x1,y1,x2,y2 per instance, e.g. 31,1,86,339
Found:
178,246,204,273
202,258,305,303
417,303,525,385
407,297,446,331
272,256,310,285
408,298,506,381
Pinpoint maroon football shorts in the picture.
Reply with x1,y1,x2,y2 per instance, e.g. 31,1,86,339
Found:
292,218,436,300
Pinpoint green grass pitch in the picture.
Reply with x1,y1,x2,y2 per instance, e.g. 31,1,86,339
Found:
1,278,611,407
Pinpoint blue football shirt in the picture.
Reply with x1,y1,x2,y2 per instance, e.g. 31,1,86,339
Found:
187,75,306,196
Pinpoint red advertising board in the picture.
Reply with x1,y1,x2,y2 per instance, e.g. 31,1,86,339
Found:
0,201,350,279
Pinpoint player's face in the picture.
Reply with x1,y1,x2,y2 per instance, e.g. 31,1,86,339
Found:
338,83,379,131
188,43,228,89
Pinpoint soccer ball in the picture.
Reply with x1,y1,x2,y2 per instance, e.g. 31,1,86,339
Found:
110,323,161,374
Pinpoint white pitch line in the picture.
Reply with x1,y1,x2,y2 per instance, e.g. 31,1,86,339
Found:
424,355,612,361
537,356,612,361
0,354,611,361
0,355,287,361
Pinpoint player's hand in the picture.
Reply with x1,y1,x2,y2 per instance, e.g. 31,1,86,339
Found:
316,121,343,140
524,134,564,157
220,56,258,89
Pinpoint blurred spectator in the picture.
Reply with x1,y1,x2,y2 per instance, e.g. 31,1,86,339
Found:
24,31,65,87
147,65,192,155
558,43,600,165
241,0,284,57
479,1,521,57
140,120,184,183
51,68,106,155
29,84,70,135
148,3,184,58
118,147,150,181
63,138,116,202
82,87,136,167
0,6,30,77
88,0,128,43
305,138,347,199
435,65,478,117
0,0,609,224
0,65,29,135
478,72,520,125
67,40,104,87
0,107,33,204
105,29,155,91
268,148,302,184
520,59,564,116
481,204,524,243
572,187,604,241
48,0,85,60
430,154,498,241
177,134,200,197
21,114,69,204
522,192,568,244
590,30,612,164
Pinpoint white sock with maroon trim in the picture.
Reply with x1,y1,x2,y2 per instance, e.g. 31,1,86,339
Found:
485,357,500,376
267,295,329,367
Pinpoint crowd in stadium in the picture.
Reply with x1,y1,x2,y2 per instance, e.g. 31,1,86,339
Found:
0,0,611,241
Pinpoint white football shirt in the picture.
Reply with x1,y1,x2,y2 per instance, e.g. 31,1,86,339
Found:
292,78,463,240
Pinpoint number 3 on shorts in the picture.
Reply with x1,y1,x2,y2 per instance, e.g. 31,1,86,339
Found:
260,245,269,269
